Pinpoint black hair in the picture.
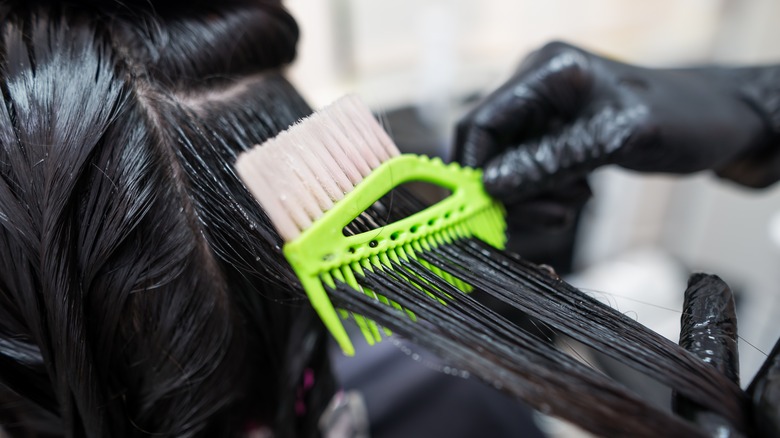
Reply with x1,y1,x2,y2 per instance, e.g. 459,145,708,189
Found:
0,1,334,436
333,182,767,436
2,1,777,437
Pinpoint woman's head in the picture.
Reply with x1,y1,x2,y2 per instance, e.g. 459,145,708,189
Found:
0,2,332,436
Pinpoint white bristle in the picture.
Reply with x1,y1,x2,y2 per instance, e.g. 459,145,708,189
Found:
263,143,324,224
344,96,399,160
290,129,344,202
329,103,381,169
322,111,374,178
235,95,401,242
252,142,316,230
282,137,334,213
235,147,302,240
308,128,355,196
313,122,364,186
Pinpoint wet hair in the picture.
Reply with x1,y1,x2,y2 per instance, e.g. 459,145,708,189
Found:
1,1,777,437
0,1,334,436
332,189,763,436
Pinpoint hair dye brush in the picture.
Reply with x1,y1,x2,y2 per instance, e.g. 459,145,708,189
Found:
235,97,750,437
235,95,506,355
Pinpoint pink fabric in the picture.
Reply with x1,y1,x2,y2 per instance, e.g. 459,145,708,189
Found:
295,368,316,416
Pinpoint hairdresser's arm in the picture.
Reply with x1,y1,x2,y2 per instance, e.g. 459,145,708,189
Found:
454,42,780,206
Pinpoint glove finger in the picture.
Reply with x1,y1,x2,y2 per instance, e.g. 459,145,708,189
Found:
674,274,744,435
483,105,646,203
454,42,593,168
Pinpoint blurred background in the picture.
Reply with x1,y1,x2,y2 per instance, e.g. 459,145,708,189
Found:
283,0,780,435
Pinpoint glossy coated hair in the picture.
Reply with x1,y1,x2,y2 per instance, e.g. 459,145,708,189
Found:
3,2,774,438
0,1,334,436
330,185,754,437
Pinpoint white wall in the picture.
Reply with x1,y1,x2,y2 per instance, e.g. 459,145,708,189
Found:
287,0,725,108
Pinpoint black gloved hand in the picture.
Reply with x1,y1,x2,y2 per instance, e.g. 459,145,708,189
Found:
455,41,780,206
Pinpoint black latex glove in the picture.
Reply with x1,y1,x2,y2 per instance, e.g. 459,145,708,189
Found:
675,274,744,436
749,338,780,437
455,42,780,206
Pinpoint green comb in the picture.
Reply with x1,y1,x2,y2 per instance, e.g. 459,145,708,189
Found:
236,96,506,356
285,154,506,355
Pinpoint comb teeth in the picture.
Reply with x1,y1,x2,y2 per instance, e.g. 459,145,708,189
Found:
236,95,400,242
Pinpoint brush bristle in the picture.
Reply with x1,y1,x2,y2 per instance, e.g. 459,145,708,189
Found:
236,95,401,242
